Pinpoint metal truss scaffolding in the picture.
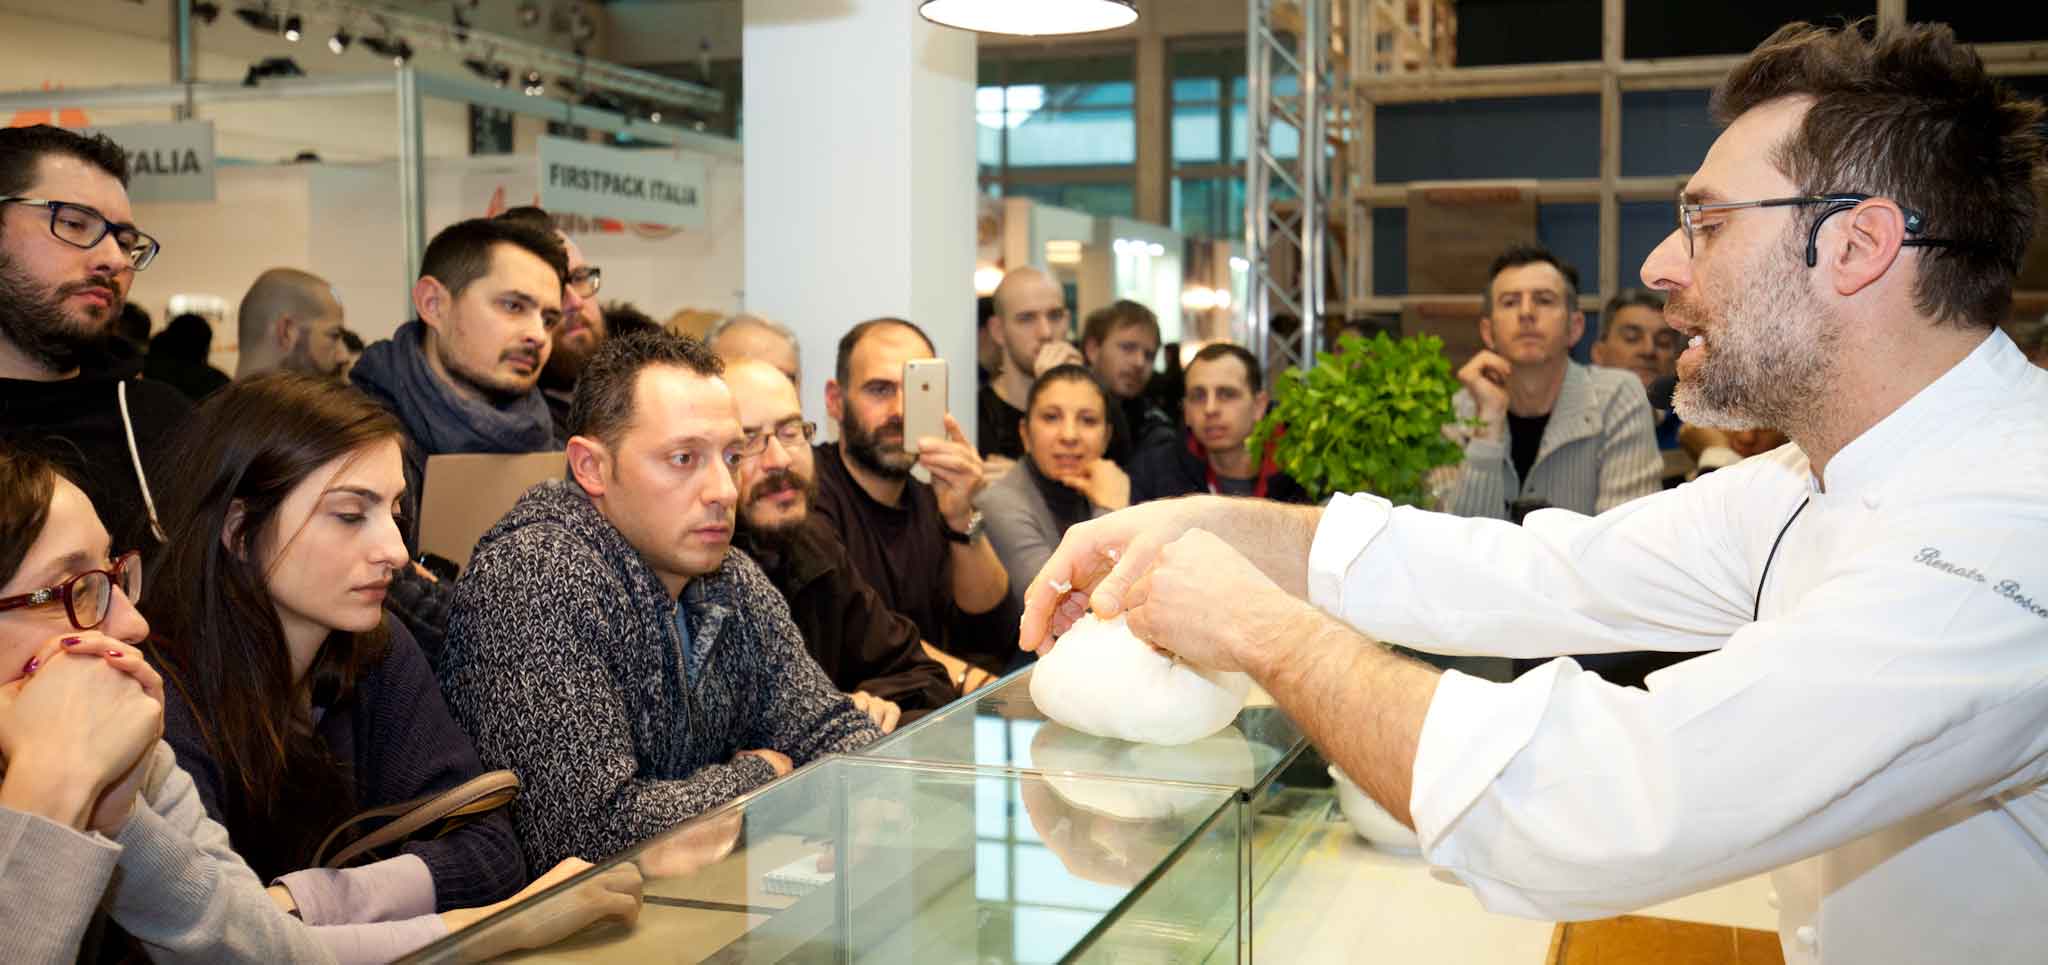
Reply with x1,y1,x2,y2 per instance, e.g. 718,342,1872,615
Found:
1243,0,1331,375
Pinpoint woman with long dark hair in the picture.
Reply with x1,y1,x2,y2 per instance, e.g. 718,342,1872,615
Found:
0,445,327,963
145,374,638,963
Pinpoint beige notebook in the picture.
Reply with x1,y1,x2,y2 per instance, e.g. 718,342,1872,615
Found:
418,451,567,569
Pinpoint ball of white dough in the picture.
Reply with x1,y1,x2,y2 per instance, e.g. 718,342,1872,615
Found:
1030,613,1251,745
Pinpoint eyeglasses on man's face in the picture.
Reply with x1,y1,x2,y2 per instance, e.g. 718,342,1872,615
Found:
0,197,161,271
738,418,818,461
567,265,602,299
1675,191,1959,267
0,550,144,632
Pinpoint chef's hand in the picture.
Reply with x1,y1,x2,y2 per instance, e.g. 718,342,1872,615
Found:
1123,529,1310,673
1019,496,1231,655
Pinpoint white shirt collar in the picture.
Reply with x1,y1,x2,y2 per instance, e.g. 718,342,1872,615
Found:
1819,329,2029,498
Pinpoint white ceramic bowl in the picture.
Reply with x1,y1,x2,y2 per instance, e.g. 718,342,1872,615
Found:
1328,765,1421,855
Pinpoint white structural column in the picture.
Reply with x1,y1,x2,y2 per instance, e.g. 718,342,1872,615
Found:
743,0,979,444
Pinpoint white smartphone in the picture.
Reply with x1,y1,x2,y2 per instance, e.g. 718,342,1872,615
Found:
901,358,949,455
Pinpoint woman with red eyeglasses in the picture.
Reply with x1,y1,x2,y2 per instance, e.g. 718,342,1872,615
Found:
0,445,329,963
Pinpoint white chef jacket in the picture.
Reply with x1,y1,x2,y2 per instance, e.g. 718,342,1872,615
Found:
1306,331,2048,965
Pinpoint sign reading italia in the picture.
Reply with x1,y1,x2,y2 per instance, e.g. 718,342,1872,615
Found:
537,135,705,229
85,121,217,203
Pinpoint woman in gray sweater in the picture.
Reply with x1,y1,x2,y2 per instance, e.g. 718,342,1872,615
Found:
0,445,331,964
977,365,1132,613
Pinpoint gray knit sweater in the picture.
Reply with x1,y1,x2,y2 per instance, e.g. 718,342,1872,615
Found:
438,480,882,875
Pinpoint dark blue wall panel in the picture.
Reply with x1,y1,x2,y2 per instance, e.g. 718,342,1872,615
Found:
1376,96,1601,183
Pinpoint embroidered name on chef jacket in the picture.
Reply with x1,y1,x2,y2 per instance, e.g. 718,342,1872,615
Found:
1915,547,2048,620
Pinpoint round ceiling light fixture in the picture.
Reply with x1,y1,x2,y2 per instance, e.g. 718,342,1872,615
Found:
918,0,1136,36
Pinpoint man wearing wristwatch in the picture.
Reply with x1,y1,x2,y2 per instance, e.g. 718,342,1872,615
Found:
810,318,1011,692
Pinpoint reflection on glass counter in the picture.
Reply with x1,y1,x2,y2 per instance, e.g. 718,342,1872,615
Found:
402,757,1247,964
862,666,1326,900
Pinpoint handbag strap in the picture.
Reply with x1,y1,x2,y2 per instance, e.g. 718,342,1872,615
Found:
315,770,521,869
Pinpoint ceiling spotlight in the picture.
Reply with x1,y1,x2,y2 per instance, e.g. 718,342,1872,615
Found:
464,58,511,87
328,29,351,54
522,70,545,96
283,15,302,42
242,55,306,87
361,34,413,66
648,110,662,124
233,5,282,33
917,0,1136,35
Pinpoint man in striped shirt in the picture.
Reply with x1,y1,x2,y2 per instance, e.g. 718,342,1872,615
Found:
1443,244,1662,523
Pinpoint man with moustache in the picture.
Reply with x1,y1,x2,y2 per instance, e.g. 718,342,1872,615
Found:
725,359,957,731
0,125,187,551
980,267,1083,470
813,317,1010,688
351,217,568,548
1022,22,2048,964
495,207,606,440
1080,299,1176,467
233,268,352,380
1443,244,1662,521
440,333,881,874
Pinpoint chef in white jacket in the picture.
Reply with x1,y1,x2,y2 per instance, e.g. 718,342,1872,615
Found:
1019,21,2047,965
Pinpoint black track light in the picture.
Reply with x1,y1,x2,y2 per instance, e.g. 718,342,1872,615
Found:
283,15,302,42
362,35,414,67
190,2,222,24
328,29,351,54
233,6,281,33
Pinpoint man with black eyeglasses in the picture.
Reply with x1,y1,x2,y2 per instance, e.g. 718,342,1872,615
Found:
0,125,187,553
725,359,957,732
1020,22,2048,964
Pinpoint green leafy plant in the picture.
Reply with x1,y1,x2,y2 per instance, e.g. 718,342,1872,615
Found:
1249,331,1464,507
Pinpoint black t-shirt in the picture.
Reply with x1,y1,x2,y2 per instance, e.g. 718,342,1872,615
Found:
810,442,959,654
977,383,1026,460
0,363,192,553
1507,411,1551,487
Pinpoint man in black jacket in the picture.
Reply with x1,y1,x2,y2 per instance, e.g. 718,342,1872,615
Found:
439,332,880,875
0,125,188,552
1128,342,1310,504
725,359,957,731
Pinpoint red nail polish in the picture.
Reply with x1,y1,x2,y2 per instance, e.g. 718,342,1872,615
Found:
22,656,40,675
60,636,82,647
106,649,125,659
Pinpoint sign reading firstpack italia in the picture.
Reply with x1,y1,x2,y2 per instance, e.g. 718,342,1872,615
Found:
537,136,705,229
86,121,216,203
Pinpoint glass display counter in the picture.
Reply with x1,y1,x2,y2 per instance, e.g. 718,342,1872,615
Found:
403,756,1248,963
862,668,1327,896
402,670,1331,963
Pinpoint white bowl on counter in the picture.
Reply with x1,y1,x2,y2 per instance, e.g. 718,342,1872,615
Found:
1328,765,1421,855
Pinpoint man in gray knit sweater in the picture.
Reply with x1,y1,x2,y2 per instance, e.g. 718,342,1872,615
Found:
438,332,882,875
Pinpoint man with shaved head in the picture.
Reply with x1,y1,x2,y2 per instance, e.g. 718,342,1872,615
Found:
707,314,801,385
233,267,350,379
979,266,1081,466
